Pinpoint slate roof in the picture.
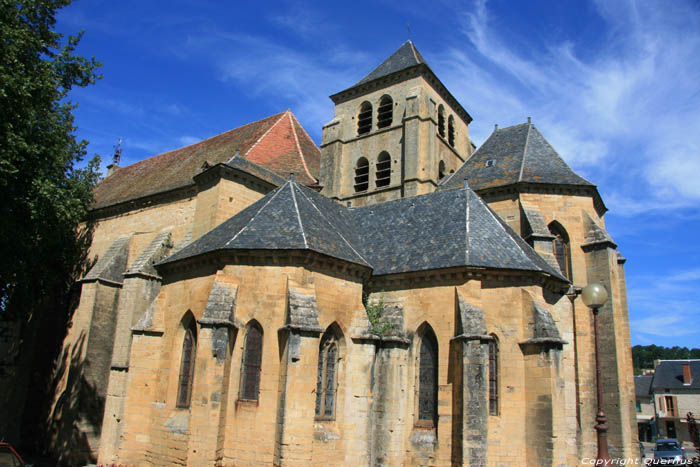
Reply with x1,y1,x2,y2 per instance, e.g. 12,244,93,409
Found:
652,360,700,390
635,375,654,397
356,40,426,86
223,154,286,186
92,111,320,210
161,178,566,282
440,122,593,192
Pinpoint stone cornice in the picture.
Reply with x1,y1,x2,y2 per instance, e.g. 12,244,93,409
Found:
88,184,197,221
476,182,608,216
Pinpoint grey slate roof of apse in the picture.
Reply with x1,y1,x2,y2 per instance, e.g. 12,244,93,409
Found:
356,40,427,86
161,179,566,281
652,360,700,390
440,122,593,192
223,154,286,186
635,375,654,397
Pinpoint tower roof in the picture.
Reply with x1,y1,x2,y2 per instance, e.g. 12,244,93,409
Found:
161,178,566,282
92,110,320,210
356,40,426,86
440,122,593,191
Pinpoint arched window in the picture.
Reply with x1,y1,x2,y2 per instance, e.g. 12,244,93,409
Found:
176,318,197,408
437,105,445,137
357,102,372,135
240,322,263,401
549,222,572,280
315,332,339,419
488,335,499,415
375,152,391,188
418,326,438,425
377,95,393,129
448,115,455,147
438,160,446,181
354,157,369,192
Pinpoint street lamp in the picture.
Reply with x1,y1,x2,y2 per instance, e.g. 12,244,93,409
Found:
581,282,610,462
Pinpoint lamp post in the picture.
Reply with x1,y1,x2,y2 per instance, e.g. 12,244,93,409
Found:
581,282,610,462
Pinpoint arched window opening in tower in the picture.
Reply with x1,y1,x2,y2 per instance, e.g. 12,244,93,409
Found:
315,334,338,419
240,322,263,401
354,157,369,192
437,105,445,137
448,115,455,147
438,160,446,181
357,102,372,135
418,328,438,425
549,222,572,280
176,319,197,408
375,152,391,188
377,95,393,129
488,335,499,415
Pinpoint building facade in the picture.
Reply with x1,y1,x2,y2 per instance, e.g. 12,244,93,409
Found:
48,41,638,466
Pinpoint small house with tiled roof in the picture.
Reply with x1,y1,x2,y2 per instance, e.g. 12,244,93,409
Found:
52,41,638,467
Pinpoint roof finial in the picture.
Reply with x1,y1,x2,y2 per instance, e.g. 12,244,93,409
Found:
464,177,469,189
494,123,499,131
527,116,531,124
407,23,411,40
290,172,295,182
112,137,122,166
234,148,240,158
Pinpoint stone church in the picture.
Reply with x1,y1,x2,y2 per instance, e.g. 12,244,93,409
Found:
50,41,638,466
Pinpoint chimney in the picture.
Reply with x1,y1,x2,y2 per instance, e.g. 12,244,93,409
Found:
683,362,692,385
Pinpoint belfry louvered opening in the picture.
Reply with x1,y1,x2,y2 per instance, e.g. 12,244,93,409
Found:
437,105,445,137
357,102,372,135
375,152,391,187
354,157,369,192
448,115,455,147
377,96,393,129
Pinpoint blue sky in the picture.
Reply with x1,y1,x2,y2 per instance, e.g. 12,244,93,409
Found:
56,0,700,348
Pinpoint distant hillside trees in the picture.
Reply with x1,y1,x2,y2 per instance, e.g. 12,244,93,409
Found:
632,345,700,374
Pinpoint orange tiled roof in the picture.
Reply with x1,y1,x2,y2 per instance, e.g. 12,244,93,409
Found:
92,110,320,210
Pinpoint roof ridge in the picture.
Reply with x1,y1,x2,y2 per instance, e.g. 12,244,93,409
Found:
224,182,287,247
289,181,308,248
464,189,470,266
519,122,531,182
286,111,318,183
244,111,289,158
293,185,370,265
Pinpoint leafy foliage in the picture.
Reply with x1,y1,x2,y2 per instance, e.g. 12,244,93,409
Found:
632,345,700,375
0,0,102,322
363,294,394,336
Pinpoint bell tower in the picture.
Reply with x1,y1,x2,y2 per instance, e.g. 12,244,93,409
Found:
319,41,475,206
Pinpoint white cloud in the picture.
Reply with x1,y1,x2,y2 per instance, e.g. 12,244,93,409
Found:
177,136,201,146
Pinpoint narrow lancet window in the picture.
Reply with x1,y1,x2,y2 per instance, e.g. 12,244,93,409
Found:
176,321,197,408
418,328,438,424
438,160,446,181
448,115,455,147
241,322,263,401
437,105,445,137
488,336,499,415
549,222,572,280
315,335,338,419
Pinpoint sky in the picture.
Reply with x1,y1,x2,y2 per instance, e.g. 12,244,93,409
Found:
55,0,700,349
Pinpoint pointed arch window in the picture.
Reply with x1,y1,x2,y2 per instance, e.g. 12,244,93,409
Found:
418,327,438,424
377,95,393,129
488,335,499,415
315,333,339,419
358,101,372,135
176,320,197,408
437,105,445,137
240,322,263,401
448,115,455,147
375,152,391,188
549,222,572,280
354,157,369,192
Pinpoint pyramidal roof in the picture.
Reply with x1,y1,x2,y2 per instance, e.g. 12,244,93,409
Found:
161,178,566,281
440,122,593,191
356,40,426,86
93,110,320,210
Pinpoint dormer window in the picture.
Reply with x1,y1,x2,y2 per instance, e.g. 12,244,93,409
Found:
448,115,455,147
437,105,445,137
358,102,372,135
376,152,391,187
377,96,393,129
354,157,369,192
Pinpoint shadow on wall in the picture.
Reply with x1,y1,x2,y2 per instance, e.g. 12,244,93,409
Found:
46,332,105,466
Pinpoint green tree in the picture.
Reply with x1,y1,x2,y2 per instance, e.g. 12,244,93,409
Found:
0,0,101,448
